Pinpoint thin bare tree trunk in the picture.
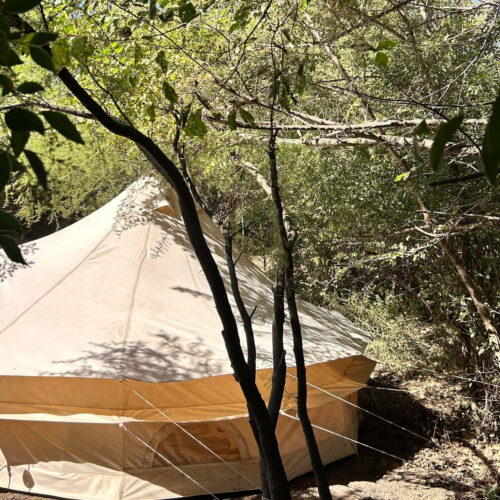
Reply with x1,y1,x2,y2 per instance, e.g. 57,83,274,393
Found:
417,196,500,366
267,129,332,500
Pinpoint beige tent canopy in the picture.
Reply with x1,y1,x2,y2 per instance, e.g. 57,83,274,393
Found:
0,178,375,500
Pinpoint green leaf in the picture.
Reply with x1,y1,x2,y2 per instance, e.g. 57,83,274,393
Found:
24,150,47,189
179,2,196,23
377,40,396,51
71,36,89,62
0,74,14,95
394,171,410,182
51,38,71,70
0,151,12,190
4,0,42,13
149,0,157,19
0,45,22,67
41,111,84,144
146,103,156,122
183,109,208,138
162,81,178,104
28,32,58,46
17,81,44,94
11,131,30,157
30,45,56,72
0,210,22,234
134,43,143,65
0,151,23,183
155,50,168,71
5,108,45,134
375,51,389,68
430,114,464,170
414,119,431,137
239,108,257,128
227,110,237,130
481,92,500,185
0,235,26,264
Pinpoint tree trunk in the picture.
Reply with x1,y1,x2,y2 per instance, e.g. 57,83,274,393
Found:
48,60,292,500
416,196,500,366
267,131,332,500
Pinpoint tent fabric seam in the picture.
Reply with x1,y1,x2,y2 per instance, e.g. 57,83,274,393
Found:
119,224,151,373
0,228,113,336
0,381,365,411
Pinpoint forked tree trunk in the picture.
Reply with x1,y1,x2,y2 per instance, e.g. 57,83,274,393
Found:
267,131,332,500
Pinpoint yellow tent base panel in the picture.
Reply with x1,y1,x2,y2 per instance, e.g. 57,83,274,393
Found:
0,396,360,500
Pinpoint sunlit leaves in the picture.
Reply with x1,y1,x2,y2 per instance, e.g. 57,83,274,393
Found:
159,8,175,23
394,171,410,182
481,92,500,185
24,150,47,189
5,108,45,134
51,38,71,70
230,5,252,32
183,109,207,137
41,111,85,144
429,114,464,170
71,36,90,62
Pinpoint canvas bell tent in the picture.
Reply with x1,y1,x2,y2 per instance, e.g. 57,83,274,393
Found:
0,179,375,500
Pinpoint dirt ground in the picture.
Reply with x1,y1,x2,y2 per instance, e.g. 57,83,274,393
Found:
1,370,499,500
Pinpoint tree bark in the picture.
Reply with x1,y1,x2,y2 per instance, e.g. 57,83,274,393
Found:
267,131,332,500
417,196,500,366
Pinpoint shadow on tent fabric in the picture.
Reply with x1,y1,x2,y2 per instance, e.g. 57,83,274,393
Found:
41,332,224,382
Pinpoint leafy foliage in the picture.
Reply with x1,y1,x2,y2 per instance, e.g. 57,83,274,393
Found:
429,114,464,170
481,92,500,184
0,0,83,262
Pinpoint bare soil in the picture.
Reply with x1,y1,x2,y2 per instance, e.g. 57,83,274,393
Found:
1,370,499,500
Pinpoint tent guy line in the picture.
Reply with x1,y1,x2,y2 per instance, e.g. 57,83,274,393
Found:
285,372,430,442
120,379,261,490
279,411,406,463
120,423,221,500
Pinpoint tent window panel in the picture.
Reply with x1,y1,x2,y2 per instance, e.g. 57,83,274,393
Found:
152,423,241,467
